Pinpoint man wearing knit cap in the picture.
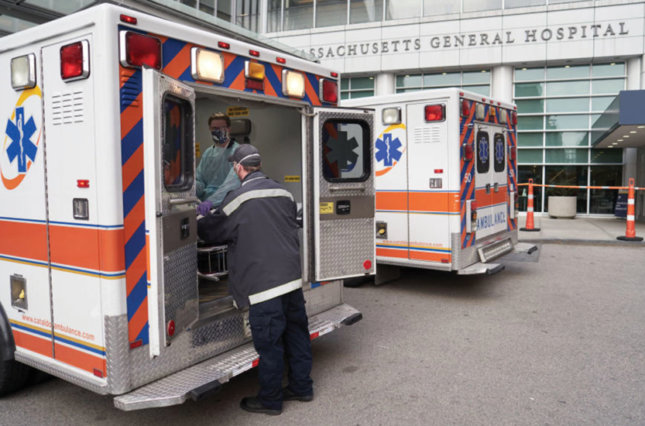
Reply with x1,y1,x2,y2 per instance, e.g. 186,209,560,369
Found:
197,144,313,415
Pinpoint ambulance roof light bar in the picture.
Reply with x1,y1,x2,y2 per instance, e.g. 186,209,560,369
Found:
61,40,90,81
120,31,162,69
11,53,36,90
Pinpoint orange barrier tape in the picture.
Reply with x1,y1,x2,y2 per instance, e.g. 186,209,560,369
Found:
517,183,645,191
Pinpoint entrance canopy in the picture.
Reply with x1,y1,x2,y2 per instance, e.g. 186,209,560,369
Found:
593,90,645,148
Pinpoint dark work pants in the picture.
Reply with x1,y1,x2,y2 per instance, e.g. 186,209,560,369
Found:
248,288,313,410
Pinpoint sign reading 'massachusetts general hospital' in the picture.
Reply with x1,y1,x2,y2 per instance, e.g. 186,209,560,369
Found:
309,22,629,59
271,3,644,74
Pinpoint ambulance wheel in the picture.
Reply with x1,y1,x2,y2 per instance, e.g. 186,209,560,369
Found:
0,358,32,396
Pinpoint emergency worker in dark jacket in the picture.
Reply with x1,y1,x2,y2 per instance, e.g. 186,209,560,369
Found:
197,144,313,415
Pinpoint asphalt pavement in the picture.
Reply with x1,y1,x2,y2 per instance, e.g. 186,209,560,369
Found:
1,220,644,425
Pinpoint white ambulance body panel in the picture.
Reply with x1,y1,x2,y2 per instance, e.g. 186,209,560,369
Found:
344,88,524,276
0,4,373,409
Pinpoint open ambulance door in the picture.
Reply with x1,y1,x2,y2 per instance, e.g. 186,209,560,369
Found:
142,67,198,357
303,108,375,283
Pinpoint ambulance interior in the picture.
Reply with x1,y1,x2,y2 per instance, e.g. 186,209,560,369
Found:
192,94,304,318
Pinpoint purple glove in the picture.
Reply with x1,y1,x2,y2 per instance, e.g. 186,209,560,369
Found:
197,200,213,216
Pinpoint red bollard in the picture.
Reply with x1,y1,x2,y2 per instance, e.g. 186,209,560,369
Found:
617,178,643,242
520,178,540,232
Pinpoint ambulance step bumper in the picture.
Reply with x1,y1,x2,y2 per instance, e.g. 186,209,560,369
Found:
113,303,361,411
457,262,504,275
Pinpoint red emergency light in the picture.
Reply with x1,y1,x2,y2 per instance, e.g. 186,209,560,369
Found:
321,79,338,104
425,104,444,122
77,179,90,188
120,14,137,25
60,41,88,80
511,111,518,126
461,99,471,117
124,32,161,69
218,41,230,50
276,57,286,64
463,143,474,161
330,71,338,78
249,49,260,57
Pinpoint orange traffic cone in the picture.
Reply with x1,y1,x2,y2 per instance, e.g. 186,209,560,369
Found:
617,178,642,241
520,178,540,232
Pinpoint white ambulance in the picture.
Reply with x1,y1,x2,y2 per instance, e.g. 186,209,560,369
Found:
0,4,375,410
343,89,535,283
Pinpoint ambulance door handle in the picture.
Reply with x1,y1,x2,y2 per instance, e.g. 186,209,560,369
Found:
486,184,491,193
169,197,200,206
494,183,499,193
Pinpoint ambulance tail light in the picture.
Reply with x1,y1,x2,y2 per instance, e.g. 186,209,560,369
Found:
425,104,444,122
466,200,477,233
463,143,474,161
120,31,161,69
320,78,338,104
511,111,518,126
461,99,471,117
510,145,517,161
60,40,90,81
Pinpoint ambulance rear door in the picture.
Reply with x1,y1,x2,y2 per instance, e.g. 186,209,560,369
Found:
303,108,375,282
142,67,198,357
474,121,508,239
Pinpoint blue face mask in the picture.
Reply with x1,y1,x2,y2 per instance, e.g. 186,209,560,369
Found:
211,128,228,145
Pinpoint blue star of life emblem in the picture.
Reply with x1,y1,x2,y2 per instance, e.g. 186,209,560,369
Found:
5,107,38,173
375,133,402,167
495,138,504,164
478,136,489,164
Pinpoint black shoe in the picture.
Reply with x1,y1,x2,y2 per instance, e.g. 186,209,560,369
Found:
240,396,282,415
283,387,314,402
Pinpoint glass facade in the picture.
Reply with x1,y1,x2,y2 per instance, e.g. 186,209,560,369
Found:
396,70,490,96
340,76,375,100
514,63,625,215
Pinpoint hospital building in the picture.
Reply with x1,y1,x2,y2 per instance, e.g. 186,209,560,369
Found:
2,0,645,219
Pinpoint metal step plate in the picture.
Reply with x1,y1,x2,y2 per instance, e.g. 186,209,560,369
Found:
113,303,361,411
457,262,504,275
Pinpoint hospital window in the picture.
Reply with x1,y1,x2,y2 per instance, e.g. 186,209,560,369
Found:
514,63,625,215
340,76,375,100
396,70,490,96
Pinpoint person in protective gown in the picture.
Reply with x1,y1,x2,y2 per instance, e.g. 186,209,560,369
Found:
196,112,240,215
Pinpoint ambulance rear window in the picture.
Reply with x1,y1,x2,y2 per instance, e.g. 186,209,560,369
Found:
321,119,370,182
476,130,490,174
494,133,505,172
162,95,193,191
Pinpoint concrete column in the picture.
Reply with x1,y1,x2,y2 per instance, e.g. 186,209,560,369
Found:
622,57,643,185
491,65,513,103
259,0,268,34
375,72,395,96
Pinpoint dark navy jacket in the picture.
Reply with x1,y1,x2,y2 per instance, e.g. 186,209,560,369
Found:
197,171,302,308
